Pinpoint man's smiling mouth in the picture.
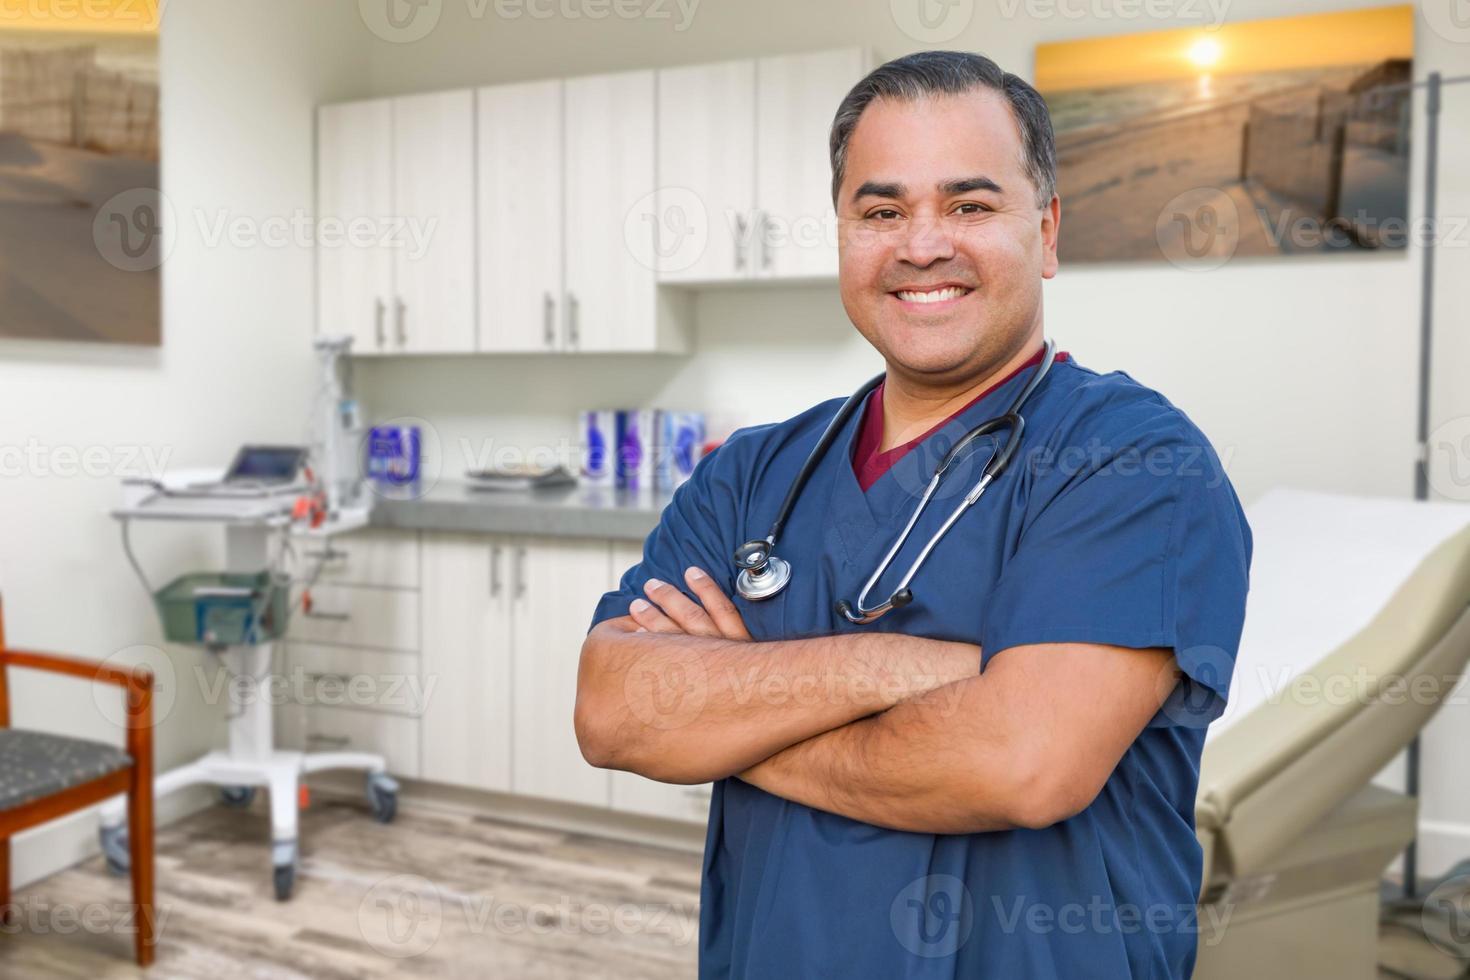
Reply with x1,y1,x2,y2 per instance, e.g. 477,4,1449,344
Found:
892,284,975,305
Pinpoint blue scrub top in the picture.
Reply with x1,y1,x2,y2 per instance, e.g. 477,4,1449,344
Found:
589,355,1252,979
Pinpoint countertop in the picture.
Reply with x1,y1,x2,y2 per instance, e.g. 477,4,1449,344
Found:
366,479,673,542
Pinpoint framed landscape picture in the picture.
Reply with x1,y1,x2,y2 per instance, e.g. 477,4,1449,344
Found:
0,1,160,344
1036,5,1414,265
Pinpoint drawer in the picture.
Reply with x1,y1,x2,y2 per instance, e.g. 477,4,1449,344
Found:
291,530,418,589
280,702,421,779
285,643,427,717
289,584,419,652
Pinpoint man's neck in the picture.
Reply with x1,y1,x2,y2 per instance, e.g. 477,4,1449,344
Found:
878,336,1045,453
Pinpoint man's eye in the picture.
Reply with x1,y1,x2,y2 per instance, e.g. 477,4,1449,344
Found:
866,209,902,221
954,203,990,215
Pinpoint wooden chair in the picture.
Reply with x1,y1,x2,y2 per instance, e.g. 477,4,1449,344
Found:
0,596,156,967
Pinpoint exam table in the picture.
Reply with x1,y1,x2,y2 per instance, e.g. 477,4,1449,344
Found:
1192,490,1470,979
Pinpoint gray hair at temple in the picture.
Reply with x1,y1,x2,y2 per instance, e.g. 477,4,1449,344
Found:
828,50,1058,210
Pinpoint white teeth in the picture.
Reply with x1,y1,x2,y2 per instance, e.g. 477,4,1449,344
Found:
896,286,969,304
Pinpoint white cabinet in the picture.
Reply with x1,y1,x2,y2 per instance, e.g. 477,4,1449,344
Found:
278,530,423,779
478,80,564,352
317,99,393,353
420,532,513,792
656,60,757,284
316,90,476,355
564,70,691,353
392,89,477,353
653,48,868,286
756,48,869,279
418,533,614,808
510,536,614,807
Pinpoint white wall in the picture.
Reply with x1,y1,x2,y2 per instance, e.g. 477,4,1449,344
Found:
0,0,366,886
351,0,1470,877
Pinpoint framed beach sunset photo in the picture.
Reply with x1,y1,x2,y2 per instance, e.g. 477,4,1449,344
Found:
0,1,160,344
1036,5,1415,265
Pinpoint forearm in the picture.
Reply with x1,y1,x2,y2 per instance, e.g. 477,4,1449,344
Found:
736,677,1030,834
575,617,980,783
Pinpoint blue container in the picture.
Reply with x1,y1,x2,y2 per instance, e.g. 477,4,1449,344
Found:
366,425,421,486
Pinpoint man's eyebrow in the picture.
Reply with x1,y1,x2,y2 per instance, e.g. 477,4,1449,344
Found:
851,176,1004,204
941,176,1003,195
852,180,904,203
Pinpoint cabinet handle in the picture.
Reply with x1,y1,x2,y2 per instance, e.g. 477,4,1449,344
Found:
513,545,527,598
759,210,773,271
304,607,351,622
543,292,556,348
565,292,579,349
490,544,503,597
374,298,386,349
308,734,351,749
734,214,748,271
304,546,349,563
395,297,407,348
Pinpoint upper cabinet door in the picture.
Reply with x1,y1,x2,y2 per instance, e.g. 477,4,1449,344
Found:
318,100,394,355
656,60,756,285
478,80,564,353
563,70,657,352
392,89,476,354
756,49,869,280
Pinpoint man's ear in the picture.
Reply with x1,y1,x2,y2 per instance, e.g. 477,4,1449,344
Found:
1040,194,1061,280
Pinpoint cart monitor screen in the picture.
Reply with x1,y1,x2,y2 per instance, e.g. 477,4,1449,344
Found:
224,445,306,484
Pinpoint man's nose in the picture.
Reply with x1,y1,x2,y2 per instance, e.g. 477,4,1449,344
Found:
894,214,957,267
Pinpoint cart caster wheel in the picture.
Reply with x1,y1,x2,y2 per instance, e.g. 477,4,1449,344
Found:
367,772,399,824
274,863,295,901
220,785,256,808
272,839,298,902
100,824,129,876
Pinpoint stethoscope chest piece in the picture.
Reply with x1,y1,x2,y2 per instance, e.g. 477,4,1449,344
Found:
733,539,792,600
736,555,791,600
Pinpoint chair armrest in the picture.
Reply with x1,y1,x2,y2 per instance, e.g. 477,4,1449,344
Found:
0,648,154,743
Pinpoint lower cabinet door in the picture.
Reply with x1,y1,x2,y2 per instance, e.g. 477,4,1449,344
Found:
511,536,613,807
420,532,513,792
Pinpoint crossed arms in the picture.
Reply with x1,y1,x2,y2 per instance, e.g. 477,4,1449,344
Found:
574,566,1178,834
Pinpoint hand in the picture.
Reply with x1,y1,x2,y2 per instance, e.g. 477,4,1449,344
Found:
628,566,752,641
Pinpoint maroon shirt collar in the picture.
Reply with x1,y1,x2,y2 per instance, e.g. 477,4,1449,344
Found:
852,348,1069,492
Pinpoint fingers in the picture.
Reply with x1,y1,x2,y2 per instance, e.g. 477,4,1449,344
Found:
637,577,726,638
684,567,752,640
628,596,684,634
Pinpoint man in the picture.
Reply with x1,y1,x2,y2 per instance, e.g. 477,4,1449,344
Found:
576,50,1250,979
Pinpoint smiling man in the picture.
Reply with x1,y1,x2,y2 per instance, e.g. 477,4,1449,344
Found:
576,51,1251,979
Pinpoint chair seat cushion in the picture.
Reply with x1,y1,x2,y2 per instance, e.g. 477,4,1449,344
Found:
0,729,132,811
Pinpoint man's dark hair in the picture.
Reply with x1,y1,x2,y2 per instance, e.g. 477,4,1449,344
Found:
829,50,1057,209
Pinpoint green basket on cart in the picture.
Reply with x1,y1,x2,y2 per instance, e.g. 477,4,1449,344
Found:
154,570,291,647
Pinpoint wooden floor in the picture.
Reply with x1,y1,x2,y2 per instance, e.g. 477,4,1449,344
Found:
2,788,1458,979
0,788,702,979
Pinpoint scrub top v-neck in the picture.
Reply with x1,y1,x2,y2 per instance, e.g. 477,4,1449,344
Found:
590,353,1252,980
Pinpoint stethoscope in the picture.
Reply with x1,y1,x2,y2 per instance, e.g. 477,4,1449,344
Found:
732,338,1057,625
